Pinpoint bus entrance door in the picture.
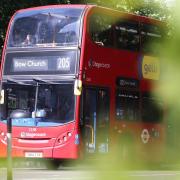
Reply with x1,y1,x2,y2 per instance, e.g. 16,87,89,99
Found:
83,88,110,154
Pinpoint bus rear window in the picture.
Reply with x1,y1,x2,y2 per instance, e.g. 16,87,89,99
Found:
8,8,83,48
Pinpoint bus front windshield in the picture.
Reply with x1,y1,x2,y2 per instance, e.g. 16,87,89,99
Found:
8,7,84,48
0,83,75,126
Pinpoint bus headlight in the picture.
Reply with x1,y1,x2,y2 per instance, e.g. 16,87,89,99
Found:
0,130,7,144
56,131,73,145
63,136,67,142
67,132,72,137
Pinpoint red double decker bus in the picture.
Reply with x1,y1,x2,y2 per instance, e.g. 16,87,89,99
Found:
0,4,165,167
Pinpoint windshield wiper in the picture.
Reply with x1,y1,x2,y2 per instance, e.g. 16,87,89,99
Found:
5,78,31,86
33,78,54,85
32,78,54,117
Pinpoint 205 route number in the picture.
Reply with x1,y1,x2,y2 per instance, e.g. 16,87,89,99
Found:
57,57,70,71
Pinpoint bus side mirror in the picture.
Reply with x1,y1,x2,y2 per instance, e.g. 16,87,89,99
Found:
0,90,4,104
74,79,82,96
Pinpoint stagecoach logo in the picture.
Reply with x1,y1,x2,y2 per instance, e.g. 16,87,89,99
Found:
88,59,111,69
142,56,160,80
141,129,150,144
20,132,46,138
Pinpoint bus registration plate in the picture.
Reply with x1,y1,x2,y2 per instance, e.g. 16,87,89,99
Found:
25,152,43,158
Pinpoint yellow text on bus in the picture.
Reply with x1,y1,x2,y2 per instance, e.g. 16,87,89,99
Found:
142,56,160,80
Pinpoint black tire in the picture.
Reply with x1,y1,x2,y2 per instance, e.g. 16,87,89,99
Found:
45,159,61,170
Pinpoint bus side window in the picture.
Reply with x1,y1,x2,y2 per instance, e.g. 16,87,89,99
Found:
140,23,163,55
142,93,163,123
116,90,140,121
89,14,114,47
115,20,139,51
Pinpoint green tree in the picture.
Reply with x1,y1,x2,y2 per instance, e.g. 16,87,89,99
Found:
81,0,170,20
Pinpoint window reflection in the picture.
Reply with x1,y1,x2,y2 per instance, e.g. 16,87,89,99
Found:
2,83,75,124
8,8,83,47
116,90,140,121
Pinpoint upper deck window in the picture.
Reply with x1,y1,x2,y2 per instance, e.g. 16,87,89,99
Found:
89,14,140,51
141,23,164,55
115,20,139,51
89,13,114,47
8,7,84,48
89,11,165,55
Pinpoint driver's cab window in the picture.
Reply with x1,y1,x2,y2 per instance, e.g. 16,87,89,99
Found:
1,83,75,124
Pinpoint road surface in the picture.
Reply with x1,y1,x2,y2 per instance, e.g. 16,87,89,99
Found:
1,168,180,180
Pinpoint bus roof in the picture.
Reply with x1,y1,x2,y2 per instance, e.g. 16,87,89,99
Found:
88,5,164,26
15,4,90,14
14,4,164,26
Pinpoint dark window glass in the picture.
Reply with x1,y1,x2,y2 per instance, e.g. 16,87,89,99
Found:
8,8,83,48
115,20,139,51
82,88,109,153
84,89,97,123
97,89,109,127
142,93,163,123
116,90,140,121
89,14,114,47
83,88,97,153
141,24,164,55
1,83,75,125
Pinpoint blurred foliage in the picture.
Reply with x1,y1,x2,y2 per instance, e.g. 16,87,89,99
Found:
158,1,180,164
82,0,170,20
0,0,171,57
1,0,179,172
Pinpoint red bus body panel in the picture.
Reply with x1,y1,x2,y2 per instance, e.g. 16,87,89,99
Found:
80,6,166,161
0,122,79,159
0,5,165,162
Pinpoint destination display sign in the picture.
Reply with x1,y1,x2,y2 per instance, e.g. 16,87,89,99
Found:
116,77,139,89
13,58,48,72
4,50,78,75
